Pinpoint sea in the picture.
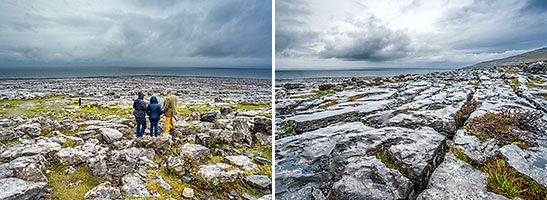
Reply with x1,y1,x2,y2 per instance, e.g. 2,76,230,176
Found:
276,68,457,79
0,66,272,79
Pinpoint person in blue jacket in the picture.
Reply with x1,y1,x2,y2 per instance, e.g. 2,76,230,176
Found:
146,96,164,137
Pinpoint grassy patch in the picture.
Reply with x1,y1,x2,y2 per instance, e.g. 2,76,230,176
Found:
401,108,422,115
534,92,547,99
455,99,482,127
45,165,103,200
526,79,547,88
61,139,77,148
451,148,474,165
452,149,547,199
512,78,521,86
1,138,19,145
178,102,270,116
474,132,489,142
375,151,408,177
318,99,338,109
145,168,190,199
465,108,542,147
291,90,335,99
278,121,293,137
230,102,270,111
256,112,272,119
481,158,547,199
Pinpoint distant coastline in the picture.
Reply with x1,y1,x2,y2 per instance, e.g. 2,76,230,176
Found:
0,66,272,79
276,67,456,79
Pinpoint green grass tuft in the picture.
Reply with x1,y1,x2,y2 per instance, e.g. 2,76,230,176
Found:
45,165,103,200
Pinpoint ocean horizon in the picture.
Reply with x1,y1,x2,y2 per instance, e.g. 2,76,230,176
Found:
0,66,272,79
276,67,457,79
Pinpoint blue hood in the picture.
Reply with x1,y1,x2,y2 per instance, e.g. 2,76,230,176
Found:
150,96,158,104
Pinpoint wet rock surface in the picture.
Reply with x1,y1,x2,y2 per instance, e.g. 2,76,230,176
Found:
0,76,272,199
276,63,547,199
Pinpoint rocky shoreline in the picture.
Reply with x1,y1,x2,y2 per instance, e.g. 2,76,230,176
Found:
274,62,547,199
0,76,272,200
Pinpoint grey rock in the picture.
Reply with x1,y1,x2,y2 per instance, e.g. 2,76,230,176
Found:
196,133,214,147
133,134,173,151
524,61,547,74
196,163,244,184
417,153,508,200
257,194,272,200
88,147,155,181
83,181,122,200
121,173,153,197
166,156,185,175
253,116,272,135
15,123,41,137
233,117,252,144
453,130,500,165
220,106,233,116
152,174,172,190
253,132,271,146
98,127,123,143
201,111,220,122
225,155,257,170
179,143,209,157
499,144,547,187
55,147,87,165
0,178,47,200
244,175,271,189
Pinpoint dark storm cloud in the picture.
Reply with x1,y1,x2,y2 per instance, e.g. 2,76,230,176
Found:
0,0,272,67
319,18,411,62
520,0,547,13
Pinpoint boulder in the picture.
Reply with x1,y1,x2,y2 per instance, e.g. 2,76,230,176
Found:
0,178,47,200
196,133,214,147
318,84,335,91
121,173,152,197
201,111,220,122
225,155,257,170
98,128,123,143
417,153,508,200
55,148,87,165
524,61,547,74
83,181,122,200
166,156,185,175
88,147,155,181
179,143,209,157
15,123,41,137
232,117,252,144
220,106,233,116
196,163,244,184
253,116,272,134
453,130,500,165
183,188,194,198
244,175,272,189
133,134,173,151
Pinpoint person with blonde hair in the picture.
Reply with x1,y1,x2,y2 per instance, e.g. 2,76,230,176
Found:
162,88,177,133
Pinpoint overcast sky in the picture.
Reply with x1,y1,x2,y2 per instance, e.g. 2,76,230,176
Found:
0,0,272,68
276,0,547,70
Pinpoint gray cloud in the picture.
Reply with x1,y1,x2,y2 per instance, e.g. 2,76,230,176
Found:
520,0,547,13
276,0,547,70
319,17,411,61
0,0,272,68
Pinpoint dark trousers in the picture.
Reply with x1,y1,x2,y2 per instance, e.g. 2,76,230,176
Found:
150,119,159,137
135,117,146,137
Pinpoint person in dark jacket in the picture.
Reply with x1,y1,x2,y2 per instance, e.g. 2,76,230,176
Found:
146,96,164,137
133,92,147,137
